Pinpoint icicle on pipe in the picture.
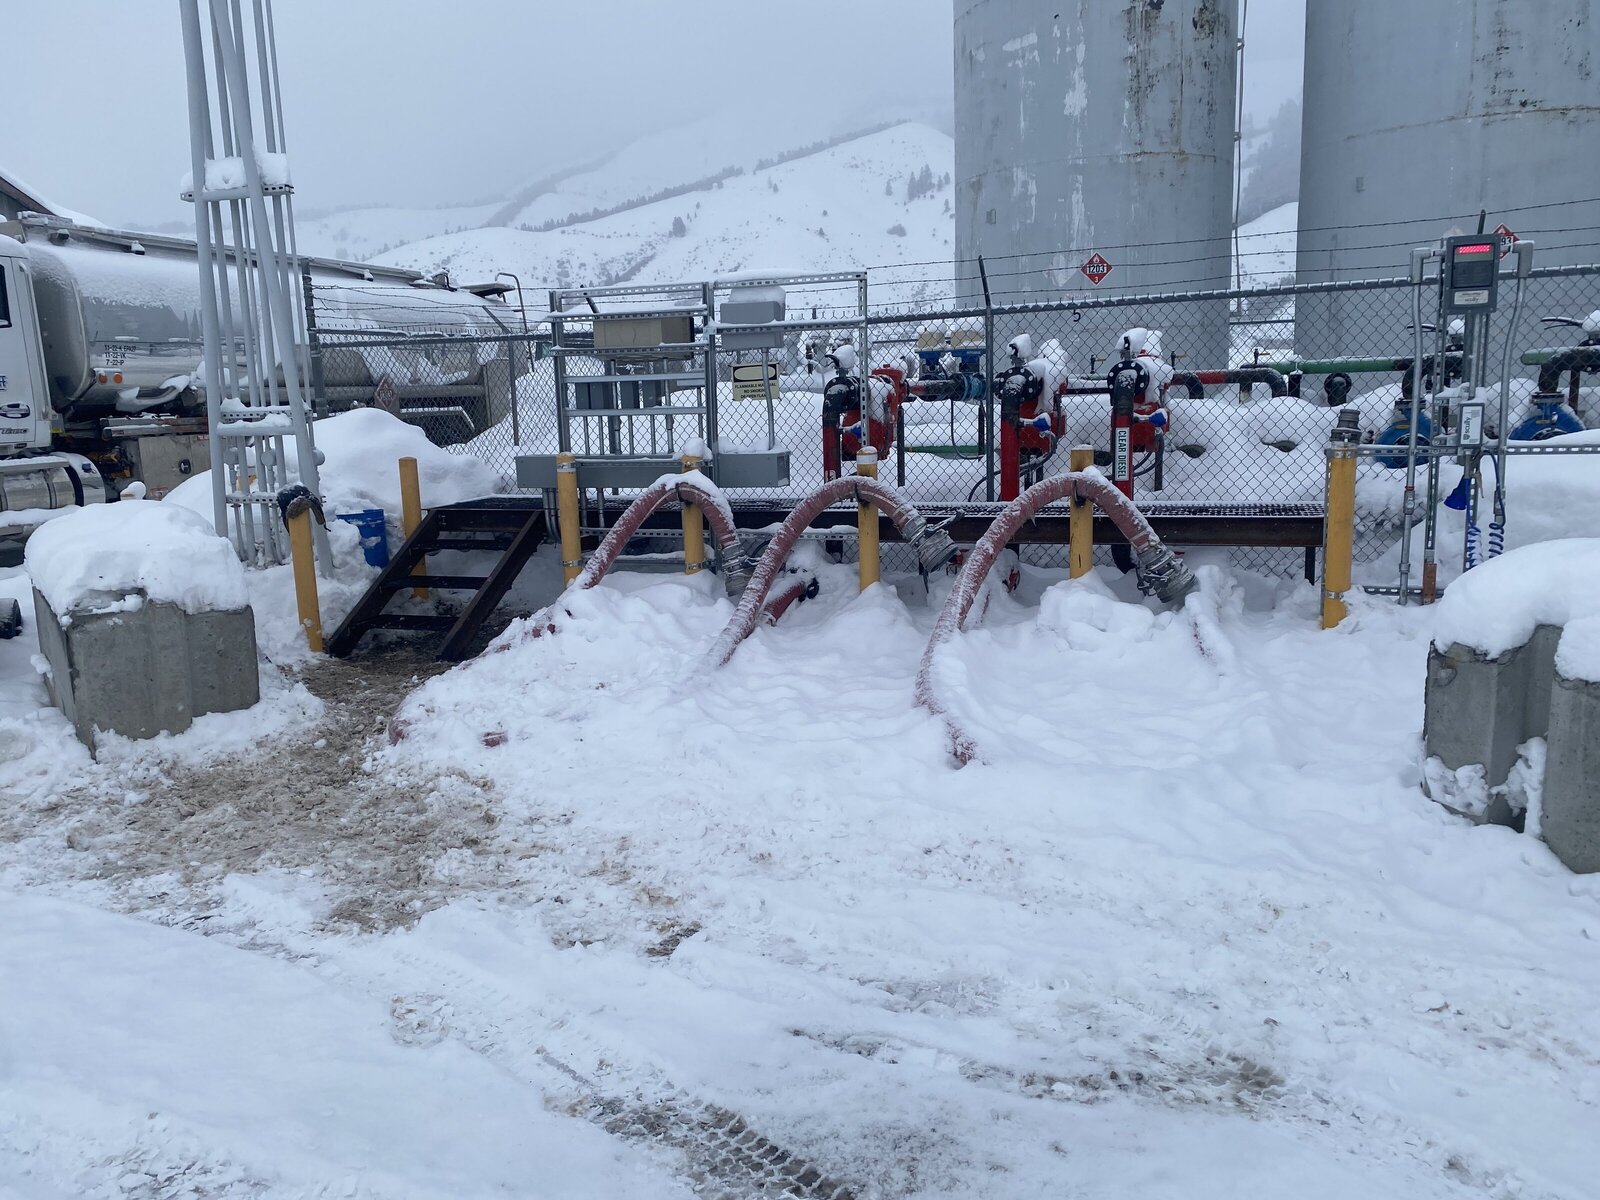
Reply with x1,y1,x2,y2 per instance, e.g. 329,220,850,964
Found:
709,476,958,667
916,471,1196,764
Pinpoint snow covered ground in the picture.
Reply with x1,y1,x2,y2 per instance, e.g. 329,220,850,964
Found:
3,422,1600,1197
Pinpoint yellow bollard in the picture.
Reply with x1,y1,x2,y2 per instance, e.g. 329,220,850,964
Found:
556,451,583,586
857,447,880,591
398,456,428,600
680,453,705,575
1321,412,1360,629
287,508,324,653
1069,444,1094,579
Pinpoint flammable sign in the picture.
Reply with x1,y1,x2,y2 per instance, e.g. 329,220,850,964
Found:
1494,223,1517,259
373,376,400,415
1080,253,1114,285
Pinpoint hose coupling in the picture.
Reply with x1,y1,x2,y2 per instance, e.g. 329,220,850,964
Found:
904,513,959,576
1134,543,1198,607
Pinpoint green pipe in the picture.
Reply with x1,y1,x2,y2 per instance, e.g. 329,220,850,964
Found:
1256,356,1410,375
1520,348,1569,366
906,444,984,459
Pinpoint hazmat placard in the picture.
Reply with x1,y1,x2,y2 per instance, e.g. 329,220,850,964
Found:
732,362,779,401
1080,253,1114,285
373,376,400,415
1494,223,1517,259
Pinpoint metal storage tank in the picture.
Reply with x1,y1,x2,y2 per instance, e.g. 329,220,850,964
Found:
1296,0,1600,360
954,0,1240,369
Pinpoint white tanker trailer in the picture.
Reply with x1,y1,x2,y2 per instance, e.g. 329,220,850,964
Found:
0,212,517,546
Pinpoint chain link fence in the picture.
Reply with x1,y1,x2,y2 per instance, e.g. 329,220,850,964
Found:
307,263,1600,580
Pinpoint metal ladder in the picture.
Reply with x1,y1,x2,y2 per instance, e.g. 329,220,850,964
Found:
325,500,547,661
180,0,327,568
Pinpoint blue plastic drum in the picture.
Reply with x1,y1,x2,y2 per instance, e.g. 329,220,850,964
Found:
335,508,390,567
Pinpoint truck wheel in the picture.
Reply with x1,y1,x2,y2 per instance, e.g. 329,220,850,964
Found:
0,597,21,640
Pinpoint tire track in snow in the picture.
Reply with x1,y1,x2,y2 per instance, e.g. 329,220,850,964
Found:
790,985,1577,1200
329,936,862,1200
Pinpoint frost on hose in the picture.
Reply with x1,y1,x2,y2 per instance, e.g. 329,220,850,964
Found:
916,470,1198,764
574,470,747,596
706,475,958,667
486,470,749,664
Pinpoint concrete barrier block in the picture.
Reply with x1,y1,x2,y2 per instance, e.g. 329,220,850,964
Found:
1424,628,1551,767
1541,670,1600,874
33,588,259,750
1423,626,1560,825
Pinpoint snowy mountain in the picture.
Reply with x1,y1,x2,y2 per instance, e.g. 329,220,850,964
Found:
372,122,956,302
294,201,503,264
293,131,1297,305
1235,201,1298,286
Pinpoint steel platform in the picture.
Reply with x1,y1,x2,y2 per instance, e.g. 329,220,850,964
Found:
591,498,1327,550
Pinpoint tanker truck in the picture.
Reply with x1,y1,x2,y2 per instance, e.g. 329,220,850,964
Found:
0,212,518,547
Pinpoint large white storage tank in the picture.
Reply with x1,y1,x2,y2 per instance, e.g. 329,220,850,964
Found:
1295,0,1600,358
954,0,1240,368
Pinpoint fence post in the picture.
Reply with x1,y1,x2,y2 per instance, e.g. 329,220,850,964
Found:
857,448,880,591
398,456,427,600
979,255,996,502
1321,410,1361,629
680,453,704,575
508,337,522,448
556,452,583,586
300,265,328,419
1069,444,1094,578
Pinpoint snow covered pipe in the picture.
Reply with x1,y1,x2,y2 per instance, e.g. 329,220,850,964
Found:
1534,346,1600,399
709,476,958,667
575,471,750,598
1158,373,1207,400
915,471,1196,762
1167,369,1287,398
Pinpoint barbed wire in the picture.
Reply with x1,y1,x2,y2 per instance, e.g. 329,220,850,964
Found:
858,194,1600,273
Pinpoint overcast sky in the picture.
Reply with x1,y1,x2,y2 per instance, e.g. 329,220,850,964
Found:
9,0,1305,230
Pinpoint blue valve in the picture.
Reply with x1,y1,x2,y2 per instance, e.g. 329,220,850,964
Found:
1375,408,1434,469
1509,399,1585,442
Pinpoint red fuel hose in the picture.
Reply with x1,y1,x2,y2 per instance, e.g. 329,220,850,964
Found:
915,470,1191,763
709,475,955,666
574,472,747,594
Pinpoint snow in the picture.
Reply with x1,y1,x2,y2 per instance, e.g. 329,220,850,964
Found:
257,151,291,189
295,200,504,263
0,890,688,1198
1556,615,1600,684
1433,538,1600,678
1235,201,1298,285
177,152,290,195
379,123,960,307
4,355,1600,1193
23,499,247,621
0,163,106,228
168,406,499,536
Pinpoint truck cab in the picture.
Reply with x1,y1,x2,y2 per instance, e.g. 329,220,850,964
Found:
0,233,107,550
0,234,54,457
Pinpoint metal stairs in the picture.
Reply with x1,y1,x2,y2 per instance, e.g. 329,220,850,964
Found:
325,499,546,661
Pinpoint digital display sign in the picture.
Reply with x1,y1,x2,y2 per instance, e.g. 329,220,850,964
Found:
1443,235,1500,313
